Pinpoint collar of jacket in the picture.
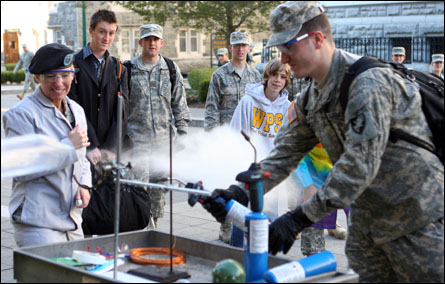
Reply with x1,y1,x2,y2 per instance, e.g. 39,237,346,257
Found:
133,55,171,72
82,43,110,61
226,61,255,77
305,49,345,114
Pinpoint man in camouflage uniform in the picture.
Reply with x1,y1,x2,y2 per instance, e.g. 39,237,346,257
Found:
13,44,36,100
431,53,444,79
204,31,261,243
216,48,229,67
391,47,406,64
124,24,191,227
205,31,262,131
204,2,444,282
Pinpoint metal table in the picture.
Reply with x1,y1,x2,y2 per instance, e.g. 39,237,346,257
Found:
14,230,358,283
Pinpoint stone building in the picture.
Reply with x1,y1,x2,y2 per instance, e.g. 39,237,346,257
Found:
45,1,444,74
47,1,269,73
322,1,444,71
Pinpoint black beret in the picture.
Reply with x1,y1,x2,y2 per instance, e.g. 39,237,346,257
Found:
28,43,74,75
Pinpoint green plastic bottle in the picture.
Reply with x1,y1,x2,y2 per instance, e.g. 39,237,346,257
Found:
212,259,246,283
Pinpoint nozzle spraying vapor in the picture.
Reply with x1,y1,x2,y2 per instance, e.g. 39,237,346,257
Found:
241,130,257,163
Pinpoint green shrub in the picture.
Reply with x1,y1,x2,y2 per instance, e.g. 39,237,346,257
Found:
188,67,217,90
187,67,218,102
198,79,211,102
1,70,25,83
5,63,17,71
12,70,26,82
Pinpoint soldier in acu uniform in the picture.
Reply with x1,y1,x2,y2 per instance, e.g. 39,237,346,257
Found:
14,44,36,100
124,24,191,227
204,31,262,131
217,48,229,66
204,2,444,282
431,53,444,79
391,47,406,64
204,31,261,243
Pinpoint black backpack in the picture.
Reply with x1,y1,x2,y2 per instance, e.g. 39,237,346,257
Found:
339,56,444,164
123,56,177,95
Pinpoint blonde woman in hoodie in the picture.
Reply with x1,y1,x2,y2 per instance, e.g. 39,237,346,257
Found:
229,58,291,247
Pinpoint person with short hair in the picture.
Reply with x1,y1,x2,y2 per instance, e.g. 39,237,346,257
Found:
204,2,443,282
217,48,229,66
205,31,262,243
229,58,291,247
68,9,128,167
123,24,191,227
13,44,36,100
205,31,262,131
3,43,91,247
391,46,406,64
431,53,444,79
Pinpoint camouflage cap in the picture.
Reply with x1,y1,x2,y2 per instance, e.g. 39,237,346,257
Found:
217,48,229,55
392,47,406,56
140,24,163,40
230,32,250,45
266,1,324,48
432,53,444,63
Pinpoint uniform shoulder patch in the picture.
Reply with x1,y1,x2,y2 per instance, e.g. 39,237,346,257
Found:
288,101,298,123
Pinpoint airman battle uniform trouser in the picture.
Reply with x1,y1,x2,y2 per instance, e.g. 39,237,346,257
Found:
346,218,444,283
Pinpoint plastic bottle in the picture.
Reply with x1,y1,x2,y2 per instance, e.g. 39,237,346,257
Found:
263,251,337,283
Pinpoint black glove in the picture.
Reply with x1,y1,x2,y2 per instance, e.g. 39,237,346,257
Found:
203,185,248,223
269,206,313,255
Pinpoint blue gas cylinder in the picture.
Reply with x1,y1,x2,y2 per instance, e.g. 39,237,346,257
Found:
245,211,269,282
263,251,337,283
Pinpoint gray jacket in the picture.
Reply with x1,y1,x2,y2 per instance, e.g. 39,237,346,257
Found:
3,86,91,231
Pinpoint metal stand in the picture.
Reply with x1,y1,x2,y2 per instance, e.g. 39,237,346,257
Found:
113,100,192,281
113,95,123,279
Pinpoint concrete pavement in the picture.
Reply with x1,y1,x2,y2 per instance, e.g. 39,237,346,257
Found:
1,84,349,283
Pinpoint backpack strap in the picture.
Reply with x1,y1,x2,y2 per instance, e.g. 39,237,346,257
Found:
163,57,177,94
115,58,123,97
123,60,132,95
339,56,389,111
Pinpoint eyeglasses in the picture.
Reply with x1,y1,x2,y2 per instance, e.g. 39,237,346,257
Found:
277,31,318,55
43,70,75,83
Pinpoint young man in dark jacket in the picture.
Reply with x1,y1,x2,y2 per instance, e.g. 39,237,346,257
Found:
69,9,128,166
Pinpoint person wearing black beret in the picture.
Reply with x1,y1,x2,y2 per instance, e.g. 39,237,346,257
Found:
2,43,92,247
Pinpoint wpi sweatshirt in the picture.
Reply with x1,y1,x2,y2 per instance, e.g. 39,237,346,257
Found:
230,83,290,157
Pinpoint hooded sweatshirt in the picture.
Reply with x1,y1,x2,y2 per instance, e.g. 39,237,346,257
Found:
230,83,290,157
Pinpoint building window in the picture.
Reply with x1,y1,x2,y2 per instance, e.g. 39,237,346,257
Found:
428,37,444,56
122,30,130,54
133,30,139,53
191,30,198,52
180,30,187,52
54,30,63,44
179,29,200,54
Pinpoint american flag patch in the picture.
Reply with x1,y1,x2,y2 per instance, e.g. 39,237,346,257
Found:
288,101,298,123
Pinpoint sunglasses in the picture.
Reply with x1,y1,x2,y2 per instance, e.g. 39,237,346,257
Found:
278,31,321,55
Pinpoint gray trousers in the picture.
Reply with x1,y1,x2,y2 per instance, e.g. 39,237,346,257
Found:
23,71,36,93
